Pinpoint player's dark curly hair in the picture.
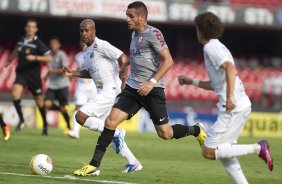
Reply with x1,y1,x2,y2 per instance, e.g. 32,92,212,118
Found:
194,12,224,40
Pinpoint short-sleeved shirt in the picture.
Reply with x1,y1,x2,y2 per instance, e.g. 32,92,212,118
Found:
83,37,122,95
16,36,50,75
48,50,69,89
126,25,168,89
203,39,251,112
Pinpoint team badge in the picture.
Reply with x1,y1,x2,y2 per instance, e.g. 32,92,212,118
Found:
90,52,94,58
137,36,143,45
93,43,98,48
96,81,103,90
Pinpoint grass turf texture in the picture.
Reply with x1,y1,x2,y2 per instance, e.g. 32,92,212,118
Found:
0,128,281,184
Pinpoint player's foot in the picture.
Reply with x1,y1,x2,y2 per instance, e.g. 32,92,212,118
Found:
196,123,206,147
112,129,126,153
63,128,70,135
68,130,79,139
2,124,10,141
258,140,273,171
15,122,25,131
42,128,48,136
122,162,142,173
74,163,100,176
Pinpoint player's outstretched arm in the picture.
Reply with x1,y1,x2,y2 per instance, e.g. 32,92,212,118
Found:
26,54,52,63
178,75,214,91
5,47,18,67
63,67,91,79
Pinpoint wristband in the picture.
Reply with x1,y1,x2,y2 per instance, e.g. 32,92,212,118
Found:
192,80,200,86
150,78,157,84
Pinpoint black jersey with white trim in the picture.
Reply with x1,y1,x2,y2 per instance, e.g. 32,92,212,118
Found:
16,36,50,73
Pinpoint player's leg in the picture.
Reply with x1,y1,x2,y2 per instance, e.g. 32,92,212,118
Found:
57,87,71,131
68,105,82,139
220,158,248,184
0,113,10,141
145,87,205,145
27,74,48,135
12,79,25,130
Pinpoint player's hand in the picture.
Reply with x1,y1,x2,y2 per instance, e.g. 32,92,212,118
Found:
63,67,75,77
119,66,128,82
178,75,192,86
138,81,154,96
226,97,236,112
26,55,37,62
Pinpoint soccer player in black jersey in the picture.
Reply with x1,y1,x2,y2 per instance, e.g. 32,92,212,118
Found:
5,19,52,135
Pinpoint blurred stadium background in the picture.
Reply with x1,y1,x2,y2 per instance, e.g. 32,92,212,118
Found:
0,0,282,138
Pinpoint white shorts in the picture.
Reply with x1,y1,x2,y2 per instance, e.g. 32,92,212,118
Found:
79,90,116,121
74,85,97,106
204,107,251,149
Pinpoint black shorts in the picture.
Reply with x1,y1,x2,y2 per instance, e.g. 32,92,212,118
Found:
45,87,69,106
113,85,168,125
14,72,42,95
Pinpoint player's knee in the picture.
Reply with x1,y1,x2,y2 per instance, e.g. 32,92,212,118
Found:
75,112,86,126
45,101,52,109
202,147,215,160
157,130,173,140
105,117,117,129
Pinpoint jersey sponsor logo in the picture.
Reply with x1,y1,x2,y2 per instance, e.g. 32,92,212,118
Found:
153,30,166,47
130,48,141,56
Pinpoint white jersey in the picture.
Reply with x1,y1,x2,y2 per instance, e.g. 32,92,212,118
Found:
83,37,122,95
74,51,97,105
75,51,96,87
203,39,251,112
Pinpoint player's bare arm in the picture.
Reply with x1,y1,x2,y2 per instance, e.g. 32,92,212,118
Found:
5,47,18,67
117,53,129,89
26,54,52,63
178,75,214,90
221,61,236,112
63,67,91,79
48,67,64,74
138,48,173,96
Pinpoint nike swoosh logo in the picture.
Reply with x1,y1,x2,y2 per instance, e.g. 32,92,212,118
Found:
160,117,166,122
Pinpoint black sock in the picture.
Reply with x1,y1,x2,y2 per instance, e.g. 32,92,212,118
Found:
38,106,48,129
90,127,115,167
172,124,200,139
0,116,6,128
62,111,70,129
13,100,24,123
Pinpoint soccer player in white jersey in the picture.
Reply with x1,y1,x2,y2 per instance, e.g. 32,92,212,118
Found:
63,19,142,175
178,12,273,184
68,42,97,139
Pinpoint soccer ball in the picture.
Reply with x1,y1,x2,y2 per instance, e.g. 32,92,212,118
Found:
30,154,53,176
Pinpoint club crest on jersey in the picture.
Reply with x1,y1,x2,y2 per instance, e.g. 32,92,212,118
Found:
90,52,94,58
137,36,143,45
93,43,98,48
96,81,103,90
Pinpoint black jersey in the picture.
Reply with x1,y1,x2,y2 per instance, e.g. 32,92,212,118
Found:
16,35,50,73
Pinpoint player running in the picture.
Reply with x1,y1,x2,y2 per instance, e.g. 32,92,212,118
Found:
76,1,206,176
68,42,97,139
178,12,273,184
0,113,10,141
44,37,71,135
5,19,52,135
63,19,142,174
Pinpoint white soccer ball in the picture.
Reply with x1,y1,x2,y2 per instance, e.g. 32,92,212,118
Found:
30,154,53,176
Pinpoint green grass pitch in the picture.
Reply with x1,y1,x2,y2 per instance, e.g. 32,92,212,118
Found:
0,128,281,184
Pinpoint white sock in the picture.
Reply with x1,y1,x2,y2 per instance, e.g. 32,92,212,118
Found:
110,141,139,165
83,117,104,132
71,110,80,136
220,158,248,184
215,143,261,159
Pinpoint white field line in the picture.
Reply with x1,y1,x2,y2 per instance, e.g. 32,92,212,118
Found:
0,172,136,184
